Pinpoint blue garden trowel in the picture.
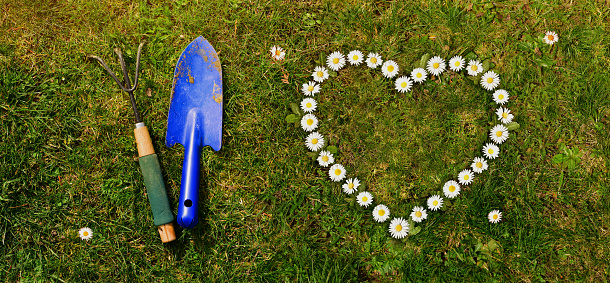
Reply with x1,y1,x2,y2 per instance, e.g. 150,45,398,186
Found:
166,36,223,229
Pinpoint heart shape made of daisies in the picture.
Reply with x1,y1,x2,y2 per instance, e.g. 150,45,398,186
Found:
289,50,516,239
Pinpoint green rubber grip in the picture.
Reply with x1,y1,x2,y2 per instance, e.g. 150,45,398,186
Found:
139,154,174,226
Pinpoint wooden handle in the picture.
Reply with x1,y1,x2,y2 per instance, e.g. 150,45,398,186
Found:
134,125,155,157
158,223,176,243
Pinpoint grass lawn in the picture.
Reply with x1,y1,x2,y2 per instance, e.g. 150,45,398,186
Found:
1,0,610,281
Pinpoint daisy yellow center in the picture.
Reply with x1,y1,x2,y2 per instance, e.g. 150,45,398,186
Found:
487,77,494,83
433,200,439,206
311,138,318,145
378,210,385,216
416,73,422,78
83,231,89,236
306,102,312,108
316,71,323,78
476,162,483,168
353,55,359,60
498,94,505,100
496,131,503,137
370,58,377,64
362,196,368,202
449,185,456,192
307,119,314,126
464,175,469,180
395,224,402,232
348,183,354,189
275,50,281,56
333,58,339,64
455,61,461,66
322,156,329,162
488,148,494,154
502,113,508,118
401,82,407,88
548,35,554,41
472,65,478,71
415,211,423,218
493,214,499,220
387,65,394,72
334,169,342,176
307,85,314,91
433,62,439,69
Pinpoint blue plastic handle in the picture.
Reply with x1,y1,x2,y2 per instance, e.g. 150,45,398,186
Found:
176,118,201,229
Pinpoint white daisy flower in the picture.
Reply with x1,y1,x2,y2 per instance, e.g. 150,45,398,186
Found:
300,113,318,132
394,76,413,93
411,68,427,83
312,66,329,83
329,164,347,182
347,50,364,65
300,98,317,113
79,227,93,241
317,150,334,167
410,206,428,223
356,191,374,207
466,60,483,76
471,157,488,174
366,52,383,69
488,210,502,223
458,169,474,186
490,124,509,144
372,204,390,222
443,180,461,199
381,60,400,78
302,81,320,96
342,178,360,194
496,107,514,124
426,56,446,76
483,143,500,159
270,46,285,60
427,195,443,211
326,51,346,71
305,132,324,151
388,217,409,239
492,89,510,105
480,71,500,91
544,31,559,45
449,56,465,72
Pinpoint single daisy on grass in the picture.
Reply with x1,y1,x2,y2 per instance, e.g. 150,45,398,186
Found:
471,157,488,174
458,169,474,186
449,56,465,72
493,89,510,105
427,195,443,211
411,206,428,223
302,81,320,96
366,52,383,69
481,71,500,91
356,191,374,207
483,143,500,159
347,50,364,65
327,51,346,71
317,150,334,167
490,124,510,144
372,204,390,222
443,180,461,199
300,98,317,113
496,107,514,124
312,66,329,83
389,217,409,239
381,60,400,78
488,210,502,223
342,178,360,194
79,227,93,241
305,132,324,151
395,76,413,93
427,56,446,76
300,113,319,132
270,46,285,60
329,164,347,182
411,68,427,83
467,60,483,76
544,31,559,45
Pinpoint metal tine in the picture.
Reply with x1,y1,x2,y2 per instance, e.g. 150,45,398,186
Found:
87,41,145,93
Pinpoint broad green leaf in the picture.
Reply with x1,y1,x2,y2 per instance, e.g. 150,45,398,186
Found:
290,103,301,115
326,145,338,154
534,56,556,68
506,122,520,131
409,226,421,236
418,53,430,69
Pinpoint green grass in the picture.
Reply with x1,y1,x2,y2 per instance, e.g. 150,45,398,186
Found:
1,0,610,281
